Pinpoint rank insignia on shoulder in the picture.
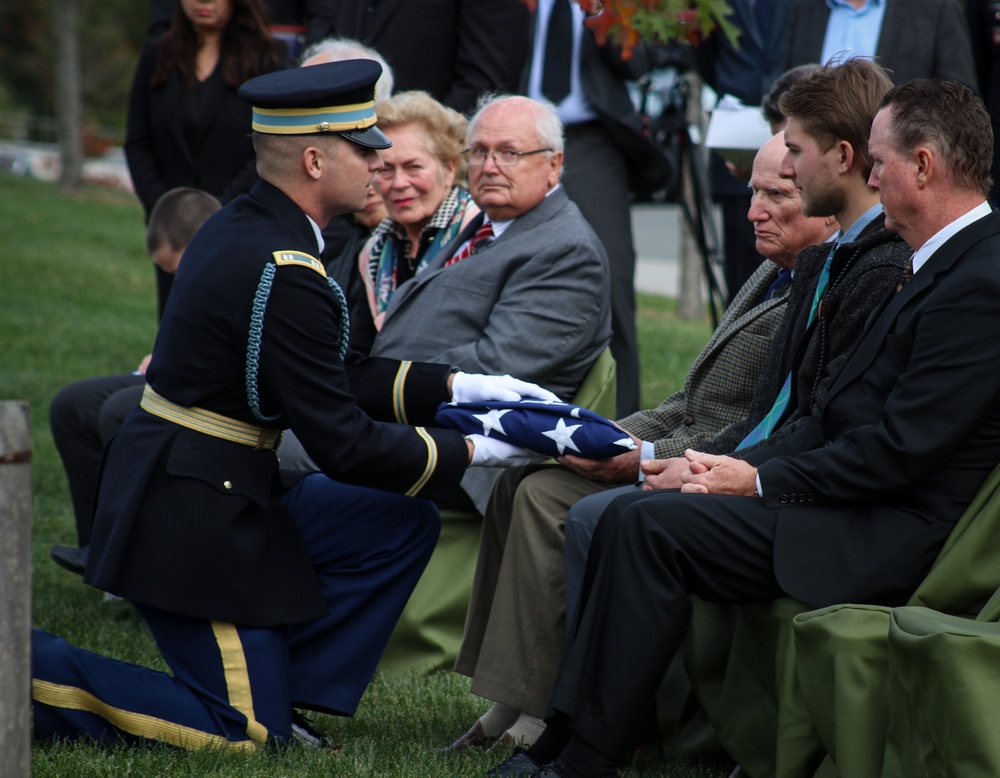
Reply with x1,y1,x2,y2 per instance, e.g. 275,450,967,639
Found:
273,250,327,277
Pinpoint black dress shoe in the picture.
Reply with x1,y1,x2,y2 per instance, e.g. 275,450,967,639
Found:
290,710,337,750
50,545,88,576
536,763,567,778
486,747,542,777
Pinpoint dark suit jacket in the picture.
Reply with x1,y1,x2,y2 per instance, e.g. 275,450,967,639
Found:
694,0,793,196
86,181,471,627
565,27,671,197
519,9,672,196
330,0,530,114
747,210,1000,608
785,0,977,90
372,187,611,402
124,39,283,218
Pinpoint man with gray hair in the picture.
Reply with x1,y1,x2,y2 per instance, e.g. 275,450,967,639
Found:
299,37,395,102
370,94,612,509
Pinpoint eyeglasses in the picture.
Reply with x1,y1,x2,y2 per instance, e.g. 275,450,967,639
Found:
462,147,554,167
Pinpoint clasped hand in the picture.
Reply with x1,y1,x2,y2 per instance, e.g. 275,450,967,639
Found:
639,450,758,496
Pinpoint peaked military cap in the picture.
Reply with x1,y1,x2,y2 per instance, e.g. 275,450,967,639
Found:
239,59,391,149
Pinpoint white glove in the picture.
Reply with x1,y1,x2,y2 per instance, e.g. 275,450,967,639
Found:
451,372,560,404
467,434,547,468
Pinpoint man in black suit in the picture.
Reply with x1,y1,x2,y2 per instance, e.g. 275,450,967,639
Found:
329,0,530,114
491,79,1000,778
522,0,671,416
785,0,976,90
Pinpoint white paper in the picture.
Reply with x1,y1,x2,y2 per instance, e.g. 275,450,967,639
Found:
705,95,773,168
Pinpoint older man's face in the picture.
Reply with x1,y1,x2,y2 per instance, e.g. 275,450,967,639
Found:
867,107,918,243
749,134,833,268
467,101,563,222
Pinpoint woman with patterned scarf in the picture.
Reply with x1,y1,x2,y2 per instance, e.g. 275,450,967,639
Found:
360,90,481,331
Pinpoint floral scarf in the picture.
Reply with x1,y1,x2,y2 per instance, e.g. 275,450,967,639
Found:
365,185,478,316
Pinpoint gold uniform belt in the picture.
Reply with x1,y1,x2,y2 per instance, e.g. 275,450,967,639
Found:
140,385,282,450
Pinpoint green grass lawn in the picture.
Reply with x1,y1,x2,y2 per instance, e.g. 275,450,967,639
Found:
0,171,729,777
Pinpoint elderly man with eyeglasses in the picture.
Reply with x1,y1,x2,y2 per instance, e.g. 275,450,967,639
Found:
369,94,612,512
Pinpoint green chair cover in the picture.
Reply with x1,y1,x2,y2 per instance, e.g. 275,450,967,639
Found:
881,605,1000,777
677,461,1000,777
377,347,617,676
783,461,1000,777
682,597,817,776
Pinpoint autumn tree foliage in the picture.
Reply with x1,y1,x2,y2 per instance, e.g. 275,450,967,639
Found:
523,0,737,57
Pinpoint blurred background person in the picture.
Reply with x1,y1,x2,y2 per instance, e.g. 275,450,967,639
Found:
784,0,976,90
328,0,530,114
126,0,286,318
695,0,793,306
358,91,480,339
149,0,334,59
966,0,1000,204
761,63,822,133
520,0,672,417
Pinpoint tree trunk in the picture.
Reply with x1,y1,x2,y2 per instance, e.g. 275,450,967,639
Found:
0,401,32,778
55,0,83,192
678,74,707,320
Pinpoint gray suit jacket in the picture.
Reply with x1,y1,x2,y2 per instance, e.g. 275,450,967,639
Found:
784,0,977,89
371,187,612,401
371,186,611,512
617,260,789,458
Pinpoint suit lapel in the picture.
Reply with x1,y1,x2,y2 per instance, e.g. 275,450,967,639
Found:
690,263,779,374
874,0,900,65
381,191,568,323
826,211,1000,398
802,2,830,64
734,0,764,51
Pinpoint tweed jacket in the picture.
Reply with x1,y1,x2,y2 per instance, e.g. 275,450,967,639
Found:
370,187,612,402
784,0,977,90
711,215,912,458
617,260,790,458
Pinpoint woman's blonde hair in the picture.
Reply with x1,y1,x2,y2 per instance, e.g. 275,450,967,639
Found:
375,91,469,181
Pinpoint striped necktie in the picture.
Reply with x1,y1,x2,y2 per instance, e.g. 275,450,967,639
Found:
737,243,836,450
446,220,493,267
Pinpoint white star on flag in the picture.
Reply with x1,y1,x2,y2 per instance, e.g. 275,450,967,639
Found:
542,417,583,455
473,408,513,437
613,437,637,450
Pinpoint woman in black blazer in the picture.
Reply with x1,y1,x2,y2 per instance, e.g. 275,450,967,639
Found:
126,0,284,317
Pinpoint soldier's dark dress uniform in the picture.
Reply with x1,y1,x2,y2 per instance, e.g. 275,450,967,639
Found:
32,61,475,749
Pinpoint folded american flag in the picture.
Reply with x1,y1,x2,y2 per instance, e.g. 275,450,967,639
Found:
436,399,637,459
